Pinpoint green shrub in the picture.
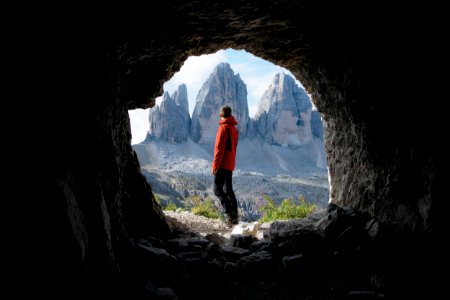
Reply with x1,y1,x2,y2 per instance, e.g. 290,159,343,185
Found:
259,194,316,223
164,201,177,211
186,196,223,220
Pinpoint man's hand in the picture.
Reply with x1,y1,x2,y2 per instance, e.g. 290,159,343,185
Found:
212,169,217,175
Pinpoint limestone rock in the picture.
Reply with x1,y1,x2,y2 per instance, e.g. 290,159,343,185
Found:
254,73,313,146
190,62,249,144
147,84,191,143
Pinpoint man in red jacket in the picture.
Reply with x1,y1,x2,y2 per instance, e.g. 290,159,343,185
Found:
212,105,239,226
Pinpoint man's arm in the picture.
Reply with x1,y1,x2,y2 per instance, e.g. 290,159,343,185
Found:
212,125,227,174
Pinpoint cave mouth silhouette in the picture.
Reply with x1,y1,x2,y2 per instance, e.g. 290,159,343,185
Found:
129,50,330,221
19,1,443,298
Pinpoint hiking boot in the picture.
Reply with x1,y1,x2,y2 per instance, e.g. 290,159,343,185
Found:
225,213,238,227
226,216,235,227
229,212,239,225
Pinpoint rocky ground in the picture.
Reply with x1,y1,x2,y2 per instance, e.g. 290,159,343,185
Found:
120,205,443,299
163,210,272,241
163,210,231,236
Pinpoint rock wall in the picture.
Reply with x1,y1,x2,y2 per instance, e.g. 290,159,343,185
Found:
147,85,191,143
254,73,313,146
16,0,443,296
114,0,442,237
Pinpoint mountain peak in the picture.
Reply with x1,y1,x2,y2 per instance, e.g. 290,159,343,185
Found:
272,72,295,90
254,72,313,146
215,62,232,71
147,84,191,143
210,62,236,79
162,91,171,101
191,63,249,144
172,84,189,112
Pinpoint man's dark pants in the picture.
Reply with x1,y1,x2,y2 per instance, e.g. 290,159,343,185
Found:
213,168,238,217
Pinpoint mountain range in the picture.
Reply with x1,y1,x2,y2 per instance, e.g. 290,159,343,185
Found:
133,63,329,220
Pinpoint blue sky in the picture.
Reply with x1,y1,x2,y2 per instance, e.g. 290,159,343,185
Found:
128,48,307,145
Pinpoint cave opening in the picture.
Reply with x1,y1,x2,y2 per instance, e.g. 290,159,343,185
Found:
128,48,330,231
18,1,444,298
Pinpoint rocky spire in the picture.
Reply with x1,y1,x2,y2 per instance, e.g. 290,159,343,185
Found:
254,73,313,146
146,84,191,143
190,62,249,144
172,84,189,113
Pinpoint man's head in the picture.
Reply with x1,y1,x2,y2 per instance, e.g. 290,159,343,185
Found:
220,105,232,118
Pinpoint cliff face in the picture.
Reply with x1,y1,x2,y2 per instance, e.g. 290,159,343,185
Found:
18,0,443,297
147,84,191,143
254,72,313,146
143,66,326,172
190,63,249,144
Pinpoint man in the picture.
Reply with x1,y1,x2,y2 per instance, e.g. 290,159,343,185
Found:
212,105,239,226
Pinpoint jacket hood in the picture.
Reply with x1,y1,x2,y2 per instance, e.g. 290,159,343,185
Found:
219,115,238,126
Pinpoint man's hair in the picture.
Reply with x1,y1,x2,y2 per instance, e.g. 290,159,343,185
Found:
221,105,232,118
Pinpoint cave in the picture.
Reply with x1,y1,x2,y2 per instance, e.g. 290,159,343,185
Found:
15,0,444,298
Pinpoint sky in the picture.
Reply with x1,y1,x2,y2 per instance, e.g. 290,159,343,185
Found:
128,48,307,145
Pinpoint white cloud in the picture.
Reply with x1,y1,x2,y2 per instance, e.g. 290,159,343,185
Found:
128,108,149,145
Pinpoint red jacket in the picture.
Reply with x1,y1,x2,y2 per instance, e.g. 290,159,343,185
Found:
212,115,239,171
